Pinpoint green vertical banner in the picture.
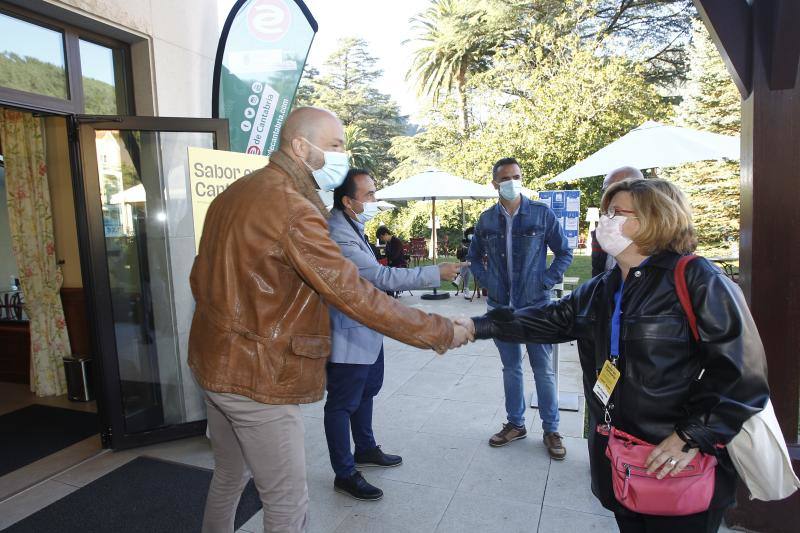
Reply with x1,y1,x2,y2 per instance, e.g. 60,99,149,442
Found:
213,0,317,155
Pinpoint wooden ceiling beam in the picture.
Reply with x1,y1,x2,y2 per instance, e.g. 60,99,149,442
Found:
756,0,800,90
693,0,753,98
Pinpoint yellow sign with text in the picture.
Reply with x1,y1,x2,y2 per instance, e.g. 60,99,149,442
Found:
187,146,270,250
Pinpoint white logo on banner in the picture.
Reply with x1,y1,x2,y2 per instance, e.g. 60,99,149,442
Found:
229,50,298,74
246,83,280,154
248,0,292,43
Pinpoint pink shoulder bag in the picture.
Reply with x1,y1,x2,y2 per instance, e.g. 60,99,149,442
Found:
601,425,717,516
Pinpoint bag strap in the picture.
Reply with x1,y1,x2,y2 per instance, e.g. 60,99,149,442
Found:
675,254,700,342
675,256,729,451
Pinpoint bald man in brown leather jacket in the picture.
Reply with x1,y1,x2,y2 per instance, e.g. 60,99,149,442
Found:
189,107,470,533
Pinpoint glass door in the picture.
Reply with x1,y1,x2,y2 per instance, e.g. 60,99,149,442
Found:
74,116,229,449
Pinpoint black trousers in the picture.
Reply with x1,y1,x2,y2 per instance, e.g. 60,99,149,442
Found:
614,507,725,533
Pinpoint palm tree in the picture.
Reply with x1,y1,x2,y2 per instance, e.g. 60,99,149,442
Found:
344,123,377,176
407,0,508,134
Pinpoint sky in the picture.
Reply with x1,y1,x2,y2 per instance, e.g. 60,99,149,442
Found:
3,1,430,115
218,0,431,121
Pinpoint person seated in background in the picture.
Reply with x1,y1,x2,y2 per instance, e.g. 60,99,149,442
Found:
377,226,407,268
456,226,475,298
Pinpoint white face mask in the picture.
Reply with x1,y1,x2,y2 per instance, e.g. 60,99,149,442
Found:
301,139,350,191
595,215,634,257
350,199,380,224
498,179,522,201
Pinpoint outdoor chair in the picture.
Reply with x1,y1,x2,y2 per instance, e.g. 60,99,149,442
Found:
401,241,412,265
466,278,482,302
437,234,451,258
709,258,740,284
410,237,427,267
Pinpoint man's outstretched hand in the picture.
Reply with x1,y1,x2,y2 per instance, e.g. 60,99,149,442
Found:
438,262,469,281
434,319,475,356
443,322,473,354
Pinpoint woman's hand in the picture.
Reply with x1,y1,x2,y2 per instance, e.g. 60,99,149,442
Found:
645,431,698,479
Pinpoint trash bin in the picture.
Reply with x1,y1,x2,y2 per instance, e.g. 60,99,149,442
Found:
63,355,93,402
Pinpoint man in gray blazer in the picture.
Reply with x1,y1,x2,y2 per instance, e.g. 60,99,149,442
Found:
325,168,466,501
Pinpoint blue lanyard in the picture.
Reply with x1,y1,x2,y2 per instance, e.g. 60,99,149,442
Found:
610,280,624,365
609,258,650,365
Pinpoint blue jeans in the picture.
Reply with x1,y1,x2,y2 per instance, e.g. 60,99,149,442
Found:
323,348,384,478
495,339,559,432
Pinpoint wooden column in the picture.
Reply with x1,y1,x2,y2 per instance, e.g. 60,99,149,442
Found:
696,0,800,531
739,1,800,444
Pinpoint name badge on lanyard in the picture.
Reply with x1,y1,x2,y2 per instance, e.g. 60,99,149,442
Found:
593,278,625,406
593,360,620,406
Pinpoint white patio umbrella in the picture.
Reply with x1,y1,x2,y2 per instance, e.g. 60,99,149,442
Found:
376,169,496,299
376,168,495,260
548,121,740,183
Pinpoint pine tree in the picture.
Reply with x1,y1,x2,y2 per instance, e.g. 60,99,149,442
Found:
664,20,741,251
297,38,408,186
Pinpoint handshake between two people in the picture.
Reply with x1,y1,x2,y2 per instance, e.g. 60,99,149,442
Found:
436,317,476,354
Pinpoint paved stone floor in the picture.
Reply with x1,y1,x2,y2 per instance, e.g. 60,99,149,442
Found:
0,292,741,532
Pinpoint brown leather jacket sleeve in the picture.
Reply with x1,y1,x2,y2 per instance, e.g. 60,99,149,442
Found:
282,203,453,352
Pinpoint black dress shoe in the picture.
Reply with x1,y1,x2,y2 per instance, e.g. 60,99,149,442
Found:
334,471,383,501
354,445,403,468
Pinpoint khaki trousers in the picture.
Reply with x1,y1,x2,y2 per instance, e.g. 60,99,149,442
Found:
201,390,308,533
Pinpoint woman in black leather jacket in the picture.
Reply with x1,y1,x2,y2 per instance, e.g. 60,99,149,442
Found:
460,179,769,532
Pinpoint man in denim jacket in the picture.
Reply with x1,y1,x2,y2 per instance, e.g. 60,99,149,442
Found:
468,157,573,459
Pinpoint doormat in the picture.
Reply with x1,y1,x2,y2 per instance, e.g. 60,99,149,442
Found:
0,404,98,477
4,456,262,532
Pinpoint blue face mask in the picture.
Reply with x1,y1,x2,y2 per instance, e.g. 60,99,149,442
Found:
352,200,380,224
498,179,522,201
302,139,350,191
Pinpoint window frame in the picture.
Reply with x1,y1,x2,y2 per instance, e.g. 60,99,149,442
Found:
0,4,134,115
